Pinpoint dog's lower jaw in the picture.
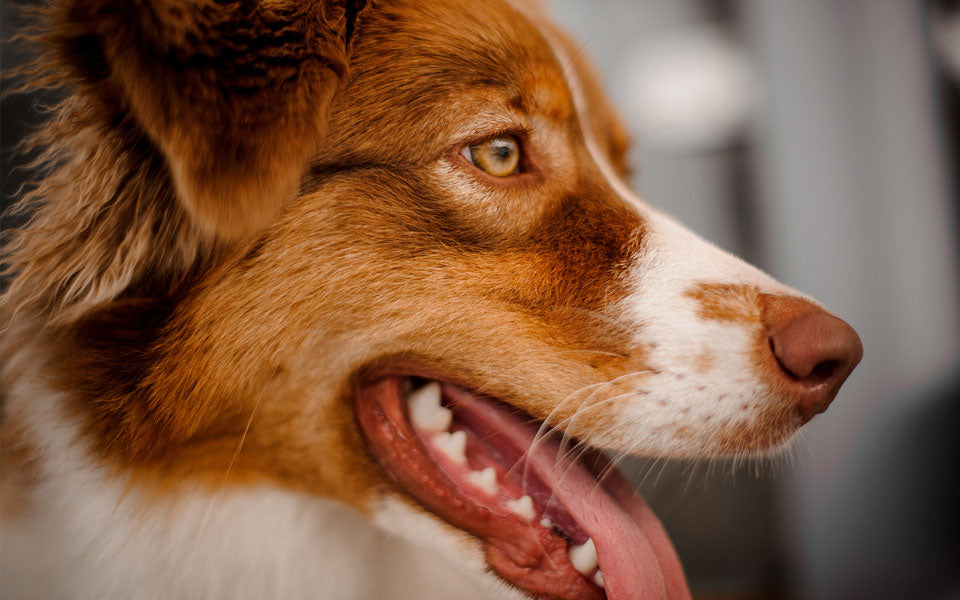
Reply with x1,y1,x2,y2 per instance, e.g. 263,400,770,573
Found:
372,496,534,600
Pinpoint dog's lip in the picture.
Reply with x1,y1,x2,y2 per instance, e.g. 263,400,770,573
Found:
353,365,692,600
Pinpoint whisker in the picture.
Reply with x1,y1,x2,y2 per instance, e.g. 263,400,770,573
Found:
519,369,653,496
514,372,642,486
680,459,701,496
190,389,264,561
554,349,627,359
553,370,654,455
589,450,629,496
511,381,606,487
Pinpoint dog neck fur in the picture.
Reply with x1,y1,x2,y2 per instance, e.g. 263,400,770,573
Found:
3,343,506,600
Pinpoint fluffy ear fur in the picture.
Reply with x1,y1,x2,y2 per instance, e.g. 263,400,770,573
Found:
55,0,367,240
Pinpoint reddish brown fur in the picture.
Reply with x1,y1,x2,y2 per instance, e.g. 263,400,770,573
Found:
56,0,368,240
532,20,633,179
3,0,651,509
0,419,40,519
685,282,761,325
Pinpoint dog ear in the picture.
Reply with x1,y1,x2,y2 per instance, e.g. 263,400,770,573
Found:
56,0,368,241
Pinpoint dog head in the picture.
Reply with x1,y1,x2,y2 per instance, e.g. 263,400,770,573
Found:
5,1,861,598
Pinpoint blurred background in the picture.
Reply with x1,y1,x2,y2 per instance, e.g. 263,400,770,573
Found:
3,0,959,598
548,0,960,598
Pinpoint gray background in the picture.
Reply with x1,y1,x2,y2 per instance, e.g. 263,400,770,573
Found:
550,0,960,598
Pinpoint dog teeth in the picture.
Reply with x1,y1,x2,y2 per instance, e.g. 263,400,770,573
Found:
593,570,604,588
540,517,554,529
568,538,598,575
505,495,536,521
432,430,467,465
466,467,498,496
407,381,452,433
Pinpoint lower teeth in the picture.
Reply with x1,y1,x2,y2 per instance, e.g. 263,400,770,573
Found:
403,377,604,586
505,495,536,520
568,537,598,574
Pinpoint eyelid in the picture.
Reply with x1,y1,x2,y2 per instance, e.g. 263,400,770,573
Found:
459,127,527,150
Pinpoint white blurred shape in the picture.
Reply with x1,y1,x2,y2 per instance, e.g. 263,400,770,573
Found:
935,7,960,82
616,25,760,153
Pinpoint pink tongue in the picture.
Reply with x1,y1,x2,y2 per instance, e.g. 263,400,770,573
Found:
444,385,691,600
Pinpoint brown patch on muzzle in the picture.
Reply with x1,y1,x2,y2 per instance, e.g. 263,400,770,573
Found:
686,282,862,433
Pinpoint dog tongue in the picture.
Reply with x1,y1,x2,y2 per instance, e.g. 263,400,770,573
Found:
445,385,691,600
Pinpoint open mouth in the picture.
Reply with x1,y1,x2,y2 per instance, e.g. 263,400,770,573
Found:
354,370,691,600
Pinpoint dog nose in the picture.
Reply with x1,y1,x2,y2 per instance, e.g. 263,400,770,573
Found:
764,297,863,422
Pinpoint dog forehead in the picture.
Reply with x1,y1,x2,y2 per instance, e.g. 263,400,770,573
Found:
362,0,564,84
320,0,575,157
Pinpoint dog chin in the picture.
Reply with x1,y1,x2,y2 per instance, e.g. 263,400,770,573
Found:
371,496,525,599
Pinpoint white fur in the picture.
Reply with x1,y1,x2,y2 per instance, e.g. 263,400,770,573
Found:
544,28,810,457
2,350,492,600
372,498,529,600
606,211,801,456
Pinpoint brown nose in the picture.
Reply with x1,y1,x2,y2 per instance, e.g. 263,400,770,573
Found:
764,297,863,422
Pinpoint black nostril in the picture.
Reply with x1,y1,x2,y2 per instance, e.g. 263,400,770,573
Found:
806,360,840,386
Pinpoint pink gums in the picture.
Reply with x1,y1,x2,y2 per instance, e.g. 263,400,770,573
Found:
355,375,691,600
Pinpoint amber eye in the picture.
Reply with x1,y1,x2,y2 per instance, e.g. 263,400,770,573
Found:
460,135,520,177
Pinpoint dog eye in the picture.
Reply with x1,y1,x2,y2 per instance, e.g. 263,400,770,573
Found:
460,136,520,177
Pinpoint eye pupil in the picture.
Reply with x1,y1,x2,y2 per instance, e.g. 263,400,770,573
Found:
465,135,520,177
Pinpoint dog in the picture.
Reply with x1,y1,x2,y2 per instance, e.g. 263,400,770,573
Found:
0,1,863,598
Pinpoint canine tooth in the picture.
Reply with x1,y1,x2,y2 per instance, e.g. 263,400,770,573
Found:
466,467,498,496
432,430,467,464
407,382,452,433
505,495,536,521
568,538,598,575
593,570,604,588
540,517,554,529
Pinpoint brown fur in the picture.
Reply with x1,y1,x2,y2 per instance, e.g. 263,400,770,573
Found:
3,0,649,509
0,419,40,519
56,0,367,240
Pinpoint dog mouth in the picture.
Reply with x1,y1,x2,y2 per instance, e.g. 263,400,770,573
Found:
354,370,690,600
